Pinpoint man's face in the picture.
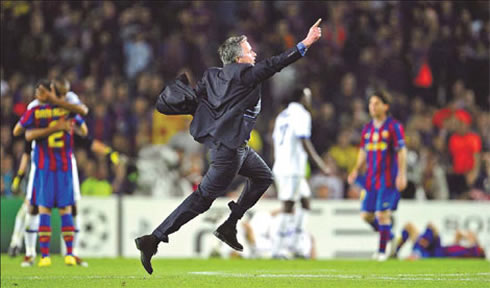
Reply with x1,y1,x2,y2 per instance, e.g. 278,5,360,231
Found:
238,40,256,65
35,85,47,101
369,95,388,118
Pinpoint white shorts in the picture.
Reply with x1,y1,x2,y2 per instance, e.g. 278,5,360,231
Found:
25,156,81,203
26,161,36,203
71,155,81,202
275,175,311,201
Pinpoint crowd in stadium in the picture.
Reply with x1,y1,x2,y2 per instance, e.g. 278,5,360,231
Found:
1,1,489,200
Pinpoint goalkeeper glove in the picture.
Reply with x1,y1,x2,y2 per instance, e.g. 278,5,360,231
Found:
109,151,120,165
11,171,25,192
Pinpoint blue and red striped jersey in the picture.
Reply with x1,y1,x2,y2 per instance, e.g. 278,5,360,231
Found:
19,104,84,172
360,116,405,191
443,245,485,258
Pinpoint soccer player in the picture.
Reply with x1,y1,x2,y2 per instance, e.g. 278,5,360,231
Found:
271,87,330,258
394,222,486,259
135,19,323,274
12,79,123,267
13,136,121,267
7,146,30,258
348,90,407,261
13,80,87,267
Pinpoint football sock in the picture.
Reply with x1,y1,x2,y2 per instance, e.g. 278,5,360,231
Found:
61,214,75,256
396,229,410,253
378,224,391,253
293,208,309,252
39,214,51,258
10,203,27,248
272,213,294,256
24,213,40,258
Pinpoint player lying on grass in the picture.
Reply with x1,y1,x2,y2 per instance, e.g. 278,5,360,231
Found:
393,221,486,260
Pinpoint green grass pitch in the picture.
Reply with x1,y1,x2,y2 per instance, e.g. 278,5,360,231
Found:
1,254,489,287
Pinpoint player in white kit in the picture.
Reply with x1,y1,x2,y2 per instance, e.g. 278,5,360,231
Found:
271,87,330,258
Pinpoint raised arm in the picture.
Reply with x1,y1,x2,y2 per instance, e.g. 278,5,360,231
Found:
242,19,322,86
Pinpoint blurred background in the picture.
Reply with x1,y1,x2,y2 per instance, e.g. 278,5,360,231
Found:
1,1,489,258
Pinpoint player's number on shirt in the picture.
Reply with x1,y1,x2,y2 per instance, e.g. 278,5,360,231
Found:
279,124,289,145
48,120,65,148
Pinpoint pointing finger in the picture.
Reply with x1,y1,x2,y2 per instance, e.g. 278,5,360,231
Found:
312,18,322,27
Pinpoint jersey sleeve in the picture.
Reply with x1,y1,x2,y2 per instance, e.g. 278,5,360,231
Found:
19,109,36,129
292,109,311,139
74,114,85,126
392,121,406,150
66,91,82,104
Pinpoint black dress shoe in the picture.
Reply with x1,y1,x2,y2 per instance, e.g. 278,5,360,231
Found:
213,221,243,252
135,234,159,275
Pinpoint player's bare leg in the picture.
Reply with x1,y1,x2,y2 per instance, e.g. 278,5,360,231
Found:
361,212,378,232
394,222,419,258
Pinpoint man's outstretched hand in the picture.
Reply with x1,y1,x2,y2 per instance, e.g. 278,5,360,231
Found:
37,83,58,103
301,18,322,48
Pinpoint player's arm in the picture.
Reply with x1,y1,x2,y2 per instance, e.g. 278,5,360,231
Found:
348,149,366,184
74,133,125,165
11,143,32,193
38,84,89,116
396,147,408,191
13,107,35,136
73,121,88,137
13,123,25,137
394,122,408,191
241,19,322,86
25,117,72,141
301,139,330,175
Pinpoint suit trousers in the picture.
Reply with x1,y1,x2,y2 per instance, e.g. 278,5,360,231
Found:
152,142,273,242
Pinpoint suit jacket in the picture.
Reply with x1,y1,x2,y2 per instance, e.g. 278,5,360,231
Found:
155,73,198,115
190,46,303,149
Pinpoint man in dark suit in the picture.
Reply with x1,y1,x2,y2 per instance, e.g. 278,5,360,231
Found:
136,19,323,274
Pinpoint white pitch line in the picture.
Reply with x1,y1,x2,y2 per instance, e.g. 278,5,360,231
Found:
188,271,490,282
5,275,160,280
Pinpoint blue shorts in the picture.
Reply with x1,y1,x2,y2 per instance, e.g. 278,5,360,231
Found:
33,169,74,208
360,187,400,213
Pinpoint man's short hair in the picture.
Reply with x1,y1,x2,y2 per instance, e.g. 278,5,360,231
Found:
287,87,307,104
36,79,51,90
53,77,70,96
370,90,392,105
218,35,247,65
